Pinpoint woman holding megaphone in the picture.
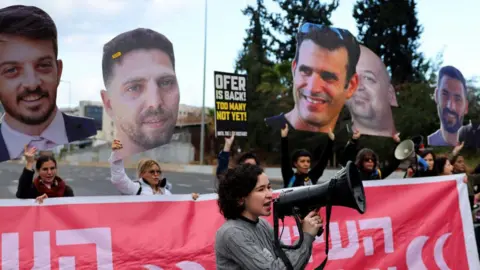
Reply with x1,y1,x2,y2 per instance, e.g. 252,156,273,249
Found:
215,164,323,270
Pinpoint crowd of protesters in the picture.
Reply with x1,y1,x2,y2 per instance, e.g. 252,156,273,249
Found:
10,125,480,265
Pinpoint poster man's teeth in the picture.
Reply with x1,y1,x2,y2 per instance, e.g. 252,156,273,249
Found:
306,96,324,104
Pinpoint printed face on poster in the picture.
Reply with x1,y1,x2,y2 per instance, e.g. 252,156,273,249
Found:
264,23,361,134
345,45,398,137
0,5,97,163
428,65,469,147
100,28,180,161
214,71,248,137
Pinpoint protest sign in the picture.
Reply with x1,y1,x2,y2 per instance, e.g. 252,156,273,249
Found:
214,71,248,137
0,174,477,269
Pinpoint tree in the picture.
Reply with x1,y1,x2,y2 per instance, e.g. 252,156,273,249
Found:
268,0,339,62
234,0,274,152
353,0,430,85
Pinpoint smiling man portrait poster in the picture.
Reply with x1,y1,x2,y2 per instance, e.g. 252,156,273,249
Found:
264,23,361,134
345,45,398,137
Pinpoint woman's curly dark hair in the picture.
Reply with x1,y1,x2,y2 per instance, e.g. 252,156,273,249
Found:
217,163,264,220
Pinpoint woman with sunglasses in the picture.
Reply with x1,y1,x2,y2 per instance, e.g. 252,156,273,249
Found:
109,139,199,199
344,130,401,180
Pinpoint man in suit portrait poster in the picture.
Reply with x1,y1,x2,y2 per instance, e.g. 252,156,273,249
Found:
0,5,96,162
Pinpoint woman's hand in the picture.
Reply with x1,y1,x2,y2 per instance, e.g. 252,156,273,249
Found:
302,210,323,237
281,124,289,138
453,142,464,156
392,132,401,143
112,139,123,151
24,145,37,170
191,193,200,200
328,128,335,141
352,129,361,140
35,193,48,204
224,134,235,152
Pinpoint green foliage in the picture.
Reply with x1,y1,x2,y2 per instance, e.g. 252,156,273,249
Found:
228,0,480,166
353,0,429,85
392,82,439,139
268,0,339,62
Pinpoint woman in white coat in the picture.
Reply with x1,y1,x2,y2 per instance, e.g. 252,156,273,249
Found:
109,139,199,199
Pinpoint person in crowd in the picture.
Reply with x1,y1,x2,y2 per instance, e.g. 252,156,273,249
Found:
447,142,480,207
280,124,334,187
342,129,401,180
216,133,260,178
109,139,199,199
405,150,437,178
16,145,74,203
434,156,454,176
215,164,323,269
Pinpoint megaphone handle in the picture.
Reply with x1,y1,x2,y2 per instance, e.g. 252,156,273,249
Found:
313,180,335,270
280,208,304,250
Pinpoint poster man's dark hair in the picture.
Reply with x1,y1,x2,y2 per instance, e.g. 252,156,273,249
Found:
0,5,58,57
295,23,360,87
102,28,176,87
438,65,467,96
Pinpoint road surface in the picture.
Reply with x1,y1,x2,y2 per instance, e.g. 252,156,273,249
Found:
0,163,404,199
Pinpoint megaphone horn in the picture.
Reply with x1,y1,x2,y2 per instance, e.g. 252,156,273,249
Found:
273,161,366,219
394,139,415,161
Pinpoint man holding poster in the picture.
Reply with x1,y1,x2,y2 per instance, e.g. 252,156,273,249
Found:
100,28,180,160
265,23,360,133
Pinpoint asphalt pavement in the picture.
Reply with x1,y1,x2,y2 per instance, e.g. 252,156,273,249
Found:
0,162,405,199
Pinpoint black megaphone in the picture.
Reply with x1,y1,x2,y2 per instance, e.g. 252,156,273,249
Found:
273,160,366,219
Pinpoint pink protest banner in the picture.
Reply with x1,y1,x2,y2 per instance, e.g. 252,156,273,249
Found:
0,174,478,269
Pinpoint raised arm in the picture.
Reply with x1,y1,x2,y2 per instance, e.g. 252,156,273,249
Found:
109,140,141,195
379,133,402,178
280,125,294,188
340,130,361,166
309,129,335,182
448,142,464,160
216,134,235,177
16,146,39,199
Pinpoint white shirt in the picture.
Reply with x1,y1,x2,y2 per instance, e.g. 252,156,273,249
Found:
1,109,68,159
108,152,172,196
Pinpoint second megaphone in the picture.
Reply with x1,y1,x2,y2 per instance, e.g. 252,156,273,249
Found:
394,139,428,171
273,161,366,219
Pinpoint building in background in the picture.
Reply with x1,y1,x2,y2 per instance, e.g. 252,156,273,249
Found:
60,106,79,116
79,101,103,131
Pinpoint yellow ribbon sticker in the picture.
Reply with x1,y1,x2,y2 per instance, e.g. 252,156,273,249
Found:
112,51,122,59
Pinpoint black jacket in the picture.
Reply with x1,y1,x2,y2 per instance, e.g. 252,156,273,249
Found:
0,112,97,162
281,136,334,187
342,138,401,181
16,168,74,199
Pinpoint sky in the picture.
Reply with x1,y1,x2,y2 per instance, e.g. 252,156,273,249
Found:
1,0,479,109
